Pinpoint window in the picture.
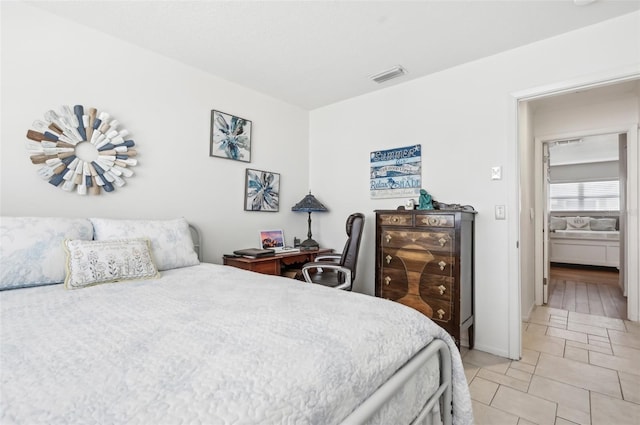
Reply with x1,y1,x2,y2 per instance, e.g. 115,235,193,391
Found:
549,180,619,211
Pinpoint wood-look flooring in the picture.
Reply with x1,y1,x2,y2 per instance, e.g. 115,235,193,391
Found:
548,264,626,320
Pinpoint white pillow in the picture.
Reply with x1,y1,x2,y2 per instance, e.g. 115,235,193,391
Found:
549,216,567,231
64,238,160,289
0,217,94,290
90,218,199,271
566,216,591,230
590,218,617,231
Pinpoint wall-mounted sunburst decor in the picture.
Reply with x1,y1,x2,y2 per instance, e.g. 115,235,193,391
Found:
25,105,137,195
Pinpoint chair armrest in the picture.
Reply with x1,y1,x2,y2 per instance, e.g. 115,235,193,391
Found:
301,262,352,290
315,254,341,262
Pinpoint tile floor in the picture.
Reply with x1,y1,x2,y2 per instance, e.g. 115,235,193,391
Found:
462,306,640,424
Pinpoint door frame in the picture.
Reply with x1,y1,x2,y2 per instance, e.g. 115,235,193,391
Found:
508,68,639,359
534,128,631,307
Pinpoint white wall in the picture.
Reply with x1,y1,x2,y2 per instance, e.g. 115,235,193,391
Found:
309,11,640,356
0,2,310,263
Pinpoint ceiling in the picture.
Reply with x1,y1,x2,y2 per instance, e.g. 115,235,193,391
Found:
26,0,640,110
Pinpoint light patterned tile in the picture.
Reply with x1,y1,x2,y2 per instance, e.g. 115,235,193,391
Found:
463,349,511,374
506,367,532,383
476,368,530,392
528,375,590,425
625,320,640,335
588,334,610,344
619,371,640,404
566,340,613,355
567,322,609,337
589,350,640,375
587,338,612,349
591,392,640,425
472,400,519,425
608,329,640,350
547,327,588,344
491,386,556,425
517,419,537,425
611,343,640,361
510,360,535,374
519,348,540,366
564,345,588,363
529,317,568,330
568,311,625,331
469,376,498,404
523,331,565,357
526,322,548,335
535,353,621,398
463,362,479,383
550,315,568,325
555,417,581,425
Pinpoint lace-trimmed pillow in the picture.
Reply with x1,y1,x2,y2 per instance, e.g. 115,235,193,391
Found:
566,216,591,230
63,238,160,289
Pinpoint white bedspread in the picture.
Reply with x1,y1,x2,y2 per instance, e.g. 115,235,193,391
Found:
0,263,472,424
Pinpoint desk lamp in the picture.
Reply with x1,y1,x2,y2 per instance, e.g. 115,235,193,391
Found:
291,191,328,250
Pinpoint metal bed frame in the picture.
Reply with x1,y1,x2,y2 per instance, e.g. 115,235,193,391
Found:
341,338,453,425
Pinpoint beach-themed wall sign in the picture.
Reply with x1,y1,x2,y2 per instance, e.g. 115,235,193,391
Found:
25,105,137,195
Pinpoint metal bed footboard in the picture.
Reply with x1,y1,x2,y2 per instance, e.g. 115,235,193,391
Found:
340,338,453,425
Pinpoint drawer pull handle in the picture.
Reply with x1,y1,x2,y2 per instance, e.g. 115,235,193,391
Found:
438,285,446,295
437,309,445,319
439,237,447,247
428,217,439,225
384,276,391,286
438,261,447,271
385,255,392,264
385,234,392,243
391,216,399,223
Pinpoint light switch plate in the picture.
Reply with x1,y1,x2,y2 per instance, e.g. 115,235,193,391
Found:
495,205,506,220
491,166,502,180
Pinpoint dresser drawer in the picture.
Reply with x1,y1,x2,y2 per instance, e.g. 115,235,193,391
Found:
382,248,454,277
378,213,413,226
420,274,454,301
382,230,454,251
424,298,452,323
379,268,409,299
415,214,455,228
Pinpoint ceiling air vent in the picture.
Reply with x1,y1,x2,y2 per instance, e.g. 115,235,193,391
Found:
370,65,407,84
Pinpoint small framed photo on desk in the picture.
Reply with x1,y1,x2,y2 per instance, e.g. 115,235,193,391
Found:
259,229,285,250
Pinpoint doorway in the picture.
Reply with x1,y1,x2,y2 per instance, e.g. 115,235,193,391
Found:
514,76,640,359
541,132,626,320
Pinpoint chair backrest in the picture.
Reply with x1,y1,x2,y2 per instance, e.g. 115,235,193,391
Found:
339,213,365,283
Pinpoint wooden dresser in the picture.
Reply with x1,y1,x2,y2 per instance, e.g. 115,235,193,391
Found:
375,209,476,349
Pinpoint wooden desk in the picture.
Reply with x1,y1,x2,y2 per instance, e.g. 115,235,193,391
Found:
223,248,334,276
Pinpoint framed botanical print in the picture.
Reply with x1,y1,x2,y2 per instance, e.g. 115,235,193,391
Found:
244,168,280,212
210,110,252,162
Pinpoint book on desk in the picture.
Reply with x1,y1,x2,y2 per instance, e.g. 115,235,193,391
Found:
233,248,275,259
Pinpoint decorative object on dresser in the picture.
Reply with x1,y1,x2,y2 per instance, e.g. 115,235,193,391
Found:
210,109,252,162
291,191,328,250
244,168,280,211
25,104,137,195
375,208,476,349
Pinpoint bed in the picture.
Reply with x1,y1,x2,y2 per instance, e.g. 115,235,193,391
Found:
0,216,473,425
549,214,620,268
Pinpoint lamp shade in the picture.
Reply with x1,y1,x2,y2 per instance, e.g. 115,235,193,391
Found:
291,192,328,212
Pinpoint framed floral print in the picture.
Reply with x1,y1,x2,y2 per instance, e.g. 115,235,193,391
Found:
210,110,252,162
245,168,279,212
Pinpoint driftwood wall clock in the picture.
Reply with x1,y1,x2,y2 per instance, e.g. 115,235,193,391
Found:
25,104,137,195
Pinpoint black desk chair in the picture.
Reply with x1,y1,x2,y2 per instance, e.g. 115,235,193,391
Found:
300,213,364,291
